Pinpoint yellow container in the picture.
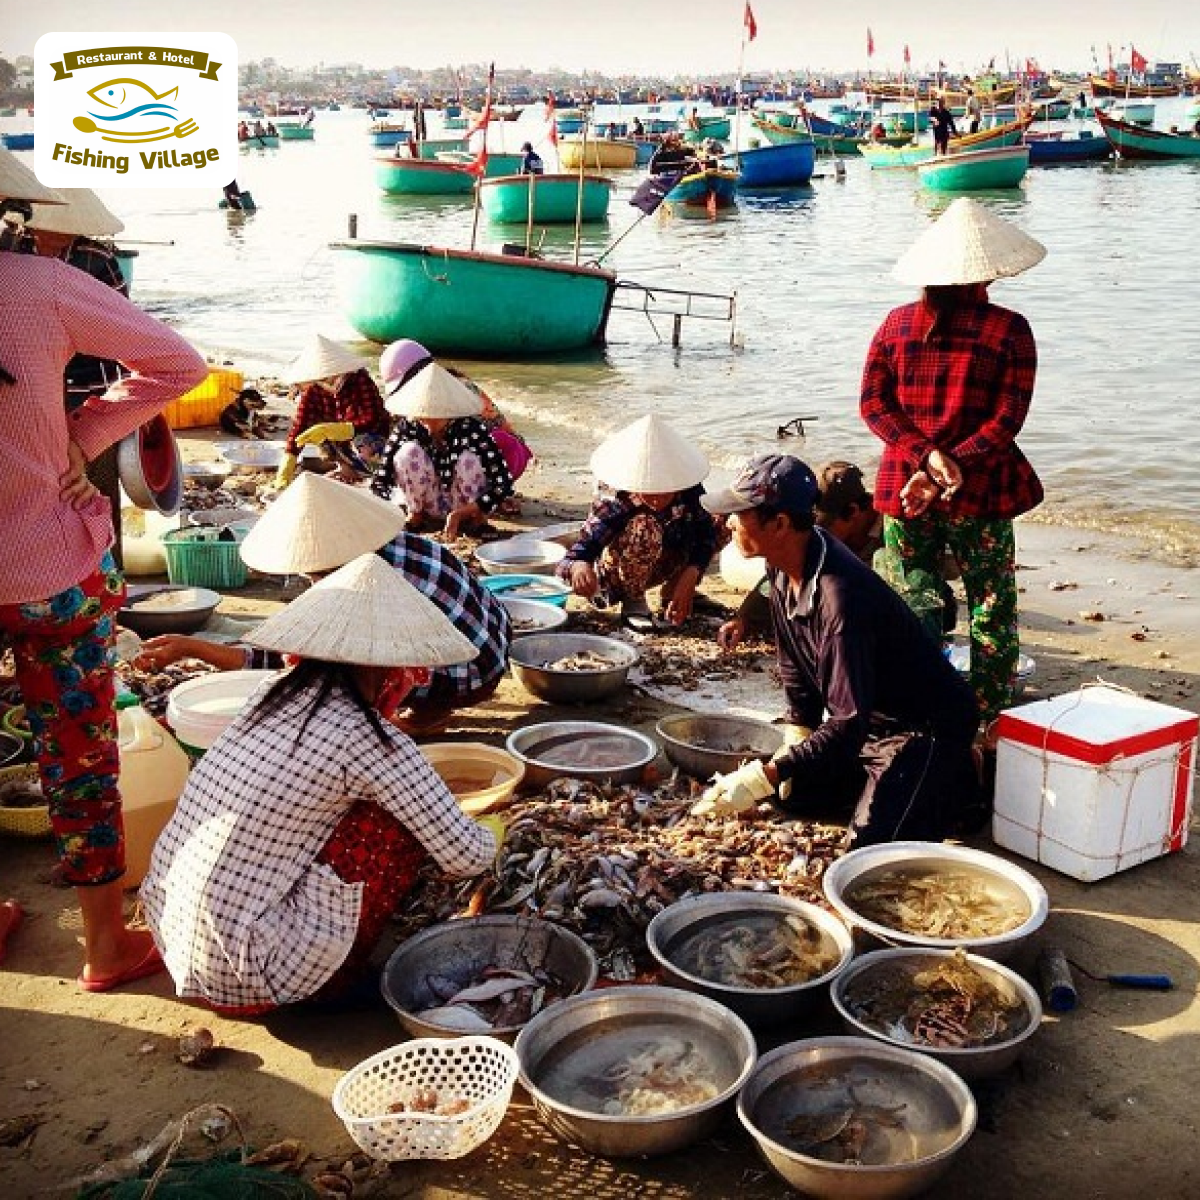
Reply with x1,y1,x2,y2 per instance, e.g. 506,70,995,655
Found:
162,368,244,430
419,742,524,815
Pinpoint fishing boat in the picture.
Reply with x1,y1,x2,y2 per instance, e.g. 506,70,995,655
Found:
558,137,638,170
238,132,280,150
1095,108,1200,160
368,123,411,148
917,144,1030,191
374,156,477,195
1105,100,1155,126
478,172,613,223
328,239,617,355
680,113,733,143
1088,74,1180,99
0,132,34,151
719,140,815,187
1025,129,1112,165
861,114,1033,169
277,122,315,141
752,114,906,154
664,167,739,211
411,136,469,160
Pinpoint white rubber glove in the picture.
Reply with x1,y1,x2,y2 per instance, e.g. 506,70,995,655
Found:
691,759,774,817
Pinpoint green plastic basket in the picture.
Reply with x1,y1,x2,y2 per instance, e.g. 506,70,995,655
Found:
161,527,249,589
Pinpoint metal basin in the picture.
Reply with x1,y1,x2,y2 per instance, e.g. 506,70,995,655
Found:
646,891,854,1029
475,538,566,576
118,584,222,636
738,1036,977,1199
655,713,786,779
506,721,658,789
508,633,639,704
515,984,757,1158
500,597,569,635
117,415,183,514
381,915,598,1042
822,841,1049,963
830,948,1042,1080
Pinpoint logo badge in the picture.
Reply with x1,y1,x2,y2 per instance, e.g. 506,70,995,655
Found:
34,33,237,188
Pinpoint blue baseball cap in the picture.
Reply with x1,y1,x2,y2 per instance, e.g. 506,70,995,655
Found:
701,454,820,515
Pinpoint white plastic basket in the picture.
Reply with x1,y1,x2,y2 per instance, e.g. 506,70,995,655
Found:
332,1036,519,1161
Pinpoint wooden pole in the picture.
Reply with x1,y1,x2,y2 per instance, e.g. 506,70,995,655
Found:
525,175,536,255
572,104,589,265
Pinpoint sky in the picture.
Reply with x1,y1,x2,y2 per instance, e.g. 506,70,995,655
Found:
6,1,1198,79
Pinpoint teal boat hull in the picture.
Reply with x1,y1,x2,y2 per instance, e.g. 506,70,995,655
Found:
277,124,314,140
479,173,612,223
114,248,138,292
682,116,732,142
374,157,476,194
329,240,618,355
918,145,1030,190
1095,108,1200,160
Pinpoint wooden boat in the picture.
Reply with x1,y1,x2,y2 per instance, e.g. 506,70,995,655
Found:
374,156,477,195
368,123,411,148
861,114,1033,169
753,115,907,155
413,136,469,160
719,141,814,187
277,122,315,141
1025,129,1112,164
114,247,138,292
1095,108,1200,160
918,144,1030,191
1088,74,1180,99
1105,100,1155,126
238,132,280,149
0,106,17,118
478,172,613,223
665,167,739,211
557,137,638,170
327,239,617,355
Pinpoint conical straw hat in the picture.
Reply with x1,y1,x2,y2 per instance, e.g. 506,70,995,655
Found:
245,552,478,667
239,473,405,575
589,413,710,493
0,147,65,206
892,197,1047,286
282,334,367,384
27,188,124,237
384,361,481,418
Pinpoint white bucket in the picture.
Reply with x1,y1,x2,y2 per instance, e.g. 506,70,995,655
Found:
165,670,277,755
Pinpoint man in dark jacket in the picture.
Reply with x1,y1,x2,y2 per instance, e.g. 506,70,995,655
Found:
697,453,982,845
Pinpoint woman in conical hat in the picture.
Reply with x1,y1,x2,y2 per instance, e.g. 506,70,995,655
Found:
860,196,1047,745
0,147,206,993
556,413,716,632
141,554,502,1015
275,333,391,488
371,360,515,540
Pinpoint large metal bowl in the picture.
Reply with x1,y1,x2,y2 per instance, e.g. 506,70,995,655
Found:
475,538,566,576
118,584,222,636
738,1036,976,1199
381,915,598,1043
117,415,183,514
515,984,757,1158
645,891,855,1029
822,841,1049,963
830,948,1042,1080
506,721,658,790
500,597,569,635
655,713,786,780
508,632,639,704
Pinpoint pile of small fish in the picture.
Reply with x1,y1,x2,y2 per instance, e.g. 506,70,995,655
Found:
114,657,218,718
393,775,849,979
414,965,571,1032
846,868,1029,941
543,651,621,672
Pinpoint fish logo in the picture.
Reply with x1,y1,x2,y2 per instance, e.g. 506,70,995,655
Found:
73,77,198,143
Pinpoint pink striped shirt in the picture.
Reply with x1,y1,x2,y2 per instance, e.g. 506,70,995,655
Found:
0,253,207,603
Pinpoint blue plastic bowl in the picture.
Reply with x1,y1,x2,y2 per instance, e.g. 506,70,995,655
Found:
479,574,571,608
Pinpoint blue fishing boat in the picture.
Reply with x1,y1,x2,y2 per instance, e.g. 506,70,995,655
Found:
1,132,34,151
368,123,411,149
665,167,739,211
1026,129,1112,165
719,140,815,187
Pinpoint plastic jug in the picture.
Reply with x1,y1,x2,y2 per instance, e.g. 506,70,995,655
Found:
116,694,191,888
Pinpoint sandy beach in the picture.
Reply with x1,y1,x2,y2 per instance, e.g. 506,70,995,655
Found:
2,438,1198,1199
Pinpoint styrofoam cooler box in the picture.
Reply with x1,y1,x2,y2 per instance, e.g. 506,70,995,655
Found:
994,685,1198,882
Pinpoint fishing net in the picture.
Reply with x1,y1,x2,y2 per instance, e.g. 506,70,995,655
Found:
77,1151,319,1199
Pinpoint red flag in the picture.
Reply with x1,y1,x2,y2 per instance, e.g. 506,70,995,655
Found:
467,146,489,177
1130,47,1148,73
545,91,558,146
743,2,757,42
867,27,875,57
466,101,492,138
903,44,911,65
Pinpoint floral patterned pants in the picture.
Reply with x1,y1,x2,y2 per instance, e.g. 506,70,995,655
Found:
883,514,1019,731
0,553,126,886
596,514,686,604
388,443,487,520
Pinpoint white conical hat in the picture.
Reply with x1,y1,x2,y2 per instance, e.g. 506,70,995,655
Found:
892,197,1047,286
384,361,481,418
239,473,405,574
589,413,710,493
0,147,65,206
245,552,478,667
27,188,124,237
282,334,367,384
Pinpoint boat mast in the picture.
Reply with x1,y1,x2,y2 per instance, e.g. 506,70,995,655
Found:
468,63,495,253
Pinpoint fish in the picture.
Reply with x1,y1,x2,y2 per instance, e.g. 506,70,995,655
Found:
86,77,180,119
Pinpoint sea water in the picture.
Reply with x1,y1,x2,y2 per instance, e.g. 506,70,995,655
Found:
5,100,1196,562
